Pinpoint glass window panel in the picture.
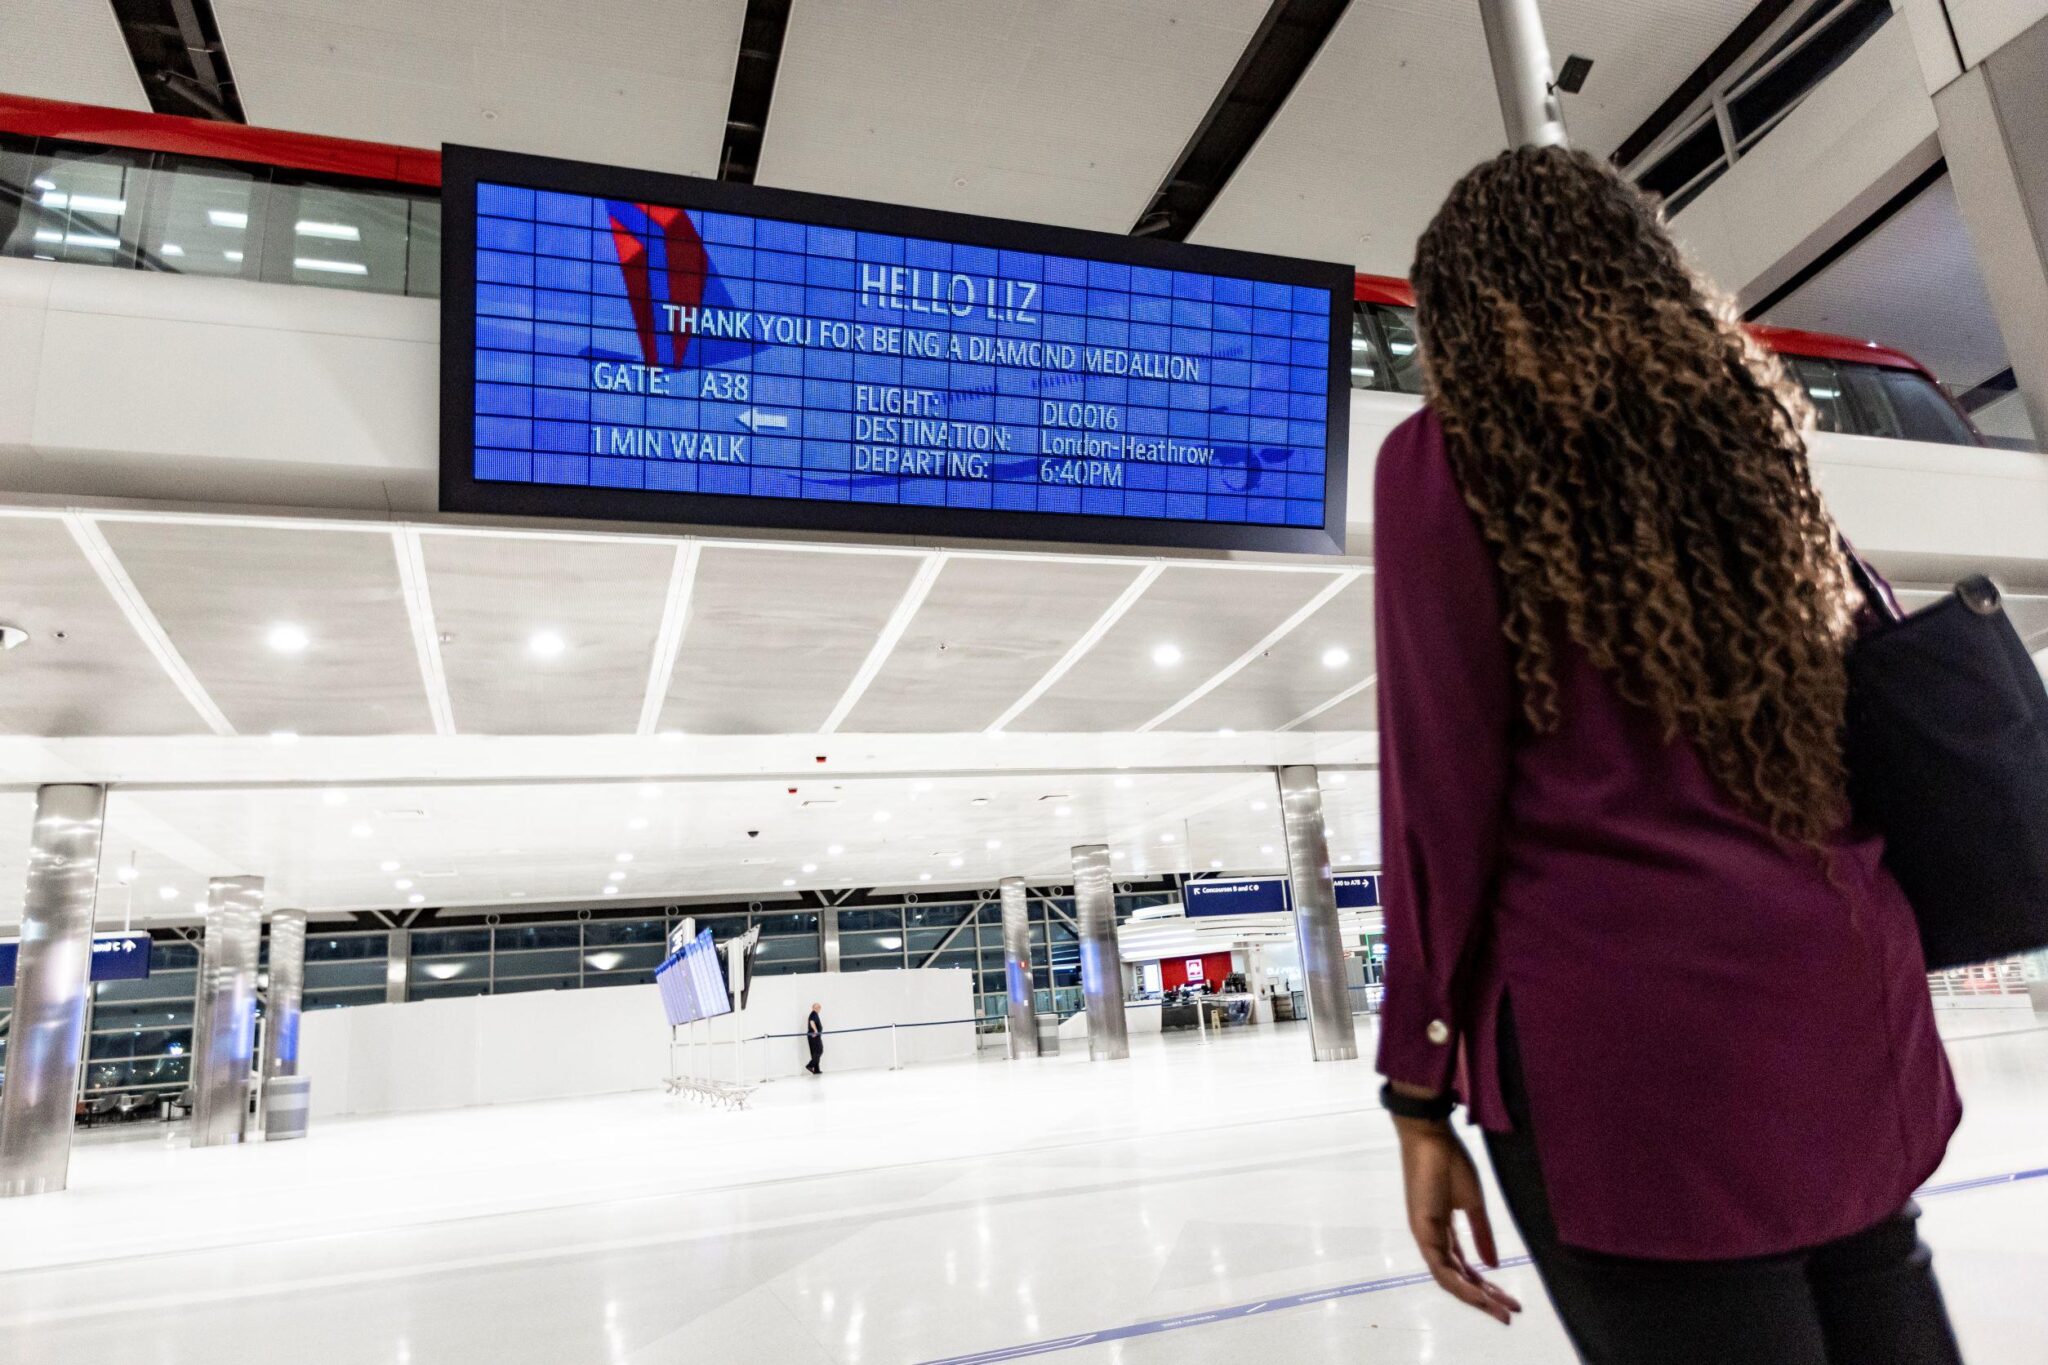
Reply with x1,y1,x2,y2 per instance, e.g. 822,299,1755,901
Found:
304,959,387,989
754,912,818,936
408,978,489,1002
838,908,902,932
903,904,971,929
841,954,902,973
905,928,957,955
91,1000,194,1030
491,946,582,978
407,196,442,298
7,142,143,267
135,156,265,279
305,987,386,1011
154,942,199,970
1348,305,1382,390
1874,367,1975,446
413,929,489,956
0,135,38,259
754,934,819,963
89,1028,189,1061
752,956,814,977
583,943,663,975
93,971,196,1003
1373,305,1424,394
926,949,978,973
841,929,907,956
493,974,579,995
495,923,581,952
584,918,663,946
701,915,747,942
265,179,413,294
306,933,389,961
1786,356,1848,433
583,966,655,989
411,952,488,985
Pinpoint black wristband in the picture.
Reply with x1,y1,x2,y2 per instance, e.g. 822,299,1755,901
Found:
1380,1081,1455,1122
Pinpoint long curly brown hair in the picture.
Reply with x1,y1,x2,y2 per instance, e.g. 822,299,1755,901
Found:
1411,146,1858,846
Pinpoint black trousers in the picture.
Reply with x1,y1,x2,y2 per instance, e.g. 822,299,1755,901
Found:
1483,1007,1963,1365
806,1036,822,1073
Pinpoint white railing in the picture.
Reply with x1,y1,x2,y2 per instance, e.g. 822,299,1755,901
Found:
1926,957,2034,1007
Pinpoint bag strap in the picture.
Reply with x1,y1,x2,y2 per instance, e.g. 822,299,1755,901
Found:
1839,535,1904,624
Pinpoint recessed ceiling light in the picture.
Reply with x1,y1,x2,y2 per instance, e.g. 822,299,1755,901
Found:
1160,833,1176,843
1054,805,1072,817
827,844,845,856
919,873,931,882
913,780,934,793
1329,773,1348,786
658,729,685,743
379,860,401,873
602,886,619,896
873,811,891,823
1251,800,1268,812
608,870,625,882
158,885,178,901
802,862,818,874
407,892,425,905
639,783,661,801
782,878,796,887
986,838,1002,850
322,789,347,807
270,730,299,745
350,823,373,838
628,817,649,831
1261,844,1274,855
1150,643,1182,667
207,209,248,229
267,623,309,654
1112,850,1125,861
527,630,566,659
117,861,139,884
615,852,633,863
948,856,964,868
294,219,361,241
508,890,528,898
1114,776,1134,789
1210,859,1223,869
160,242,184,257
1218,728,1237,737
1321,646,1351,669
223,249,243,262
394,878,413,890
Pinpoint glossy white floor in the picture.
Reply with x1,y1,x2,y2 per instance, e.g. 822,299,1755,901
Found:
5,1014,2046,1364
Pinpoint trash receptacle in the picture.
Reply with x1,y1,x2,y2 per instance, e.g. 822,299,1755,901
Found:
263,1075,311,1141
1035,1012,1060,1056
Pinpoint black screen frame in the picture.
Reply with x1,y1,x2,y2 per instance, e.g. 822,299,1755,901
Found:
440,144,1351,555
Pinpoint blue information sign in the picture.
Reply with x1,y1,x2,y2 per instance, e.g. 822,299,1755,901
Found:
1182,873,1380,917
441,147,1351,555
0,932,153,985
654,928,732,1027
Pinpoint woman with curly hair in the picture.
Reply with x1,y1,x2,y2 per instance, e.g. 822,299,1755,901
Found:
1374,145,1963,1362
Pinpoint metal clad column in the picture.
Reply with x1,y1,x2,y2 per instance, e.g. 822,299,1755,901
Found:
191,876,263,1148
261,910,307,1083
999,877,1039,1058
1071,845,1128,1061
1278,766,1359,1061
0,784,106,1197
1477,0,1569,148
384,927,410,1004
820,907,841,972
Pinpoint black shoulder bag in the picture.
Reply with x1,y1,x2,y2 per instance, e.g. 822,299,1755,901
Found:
1843,557,2048,970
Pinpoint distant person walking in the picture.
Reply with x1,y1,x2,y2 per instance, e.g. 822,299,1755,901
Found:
1375,147,1962,1362
804,1003,823,1075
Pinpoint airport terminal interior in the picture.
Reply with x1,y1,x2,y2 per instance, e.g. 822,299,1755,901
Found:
2,0,2048,1361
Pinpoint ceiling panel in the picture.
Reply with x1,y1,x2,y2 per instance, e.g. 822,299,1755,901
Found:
0,1,148,111
96,520,432,736
422,531,676,735
757,0,1269,231
1293,677,1373,733
0,516,208,737
1191,0,1756,272
214,0,748,175
1011,564,1340,732
843,555,1145,733
1763,176,2012,391
661,546,925,735
1174,571,1373,731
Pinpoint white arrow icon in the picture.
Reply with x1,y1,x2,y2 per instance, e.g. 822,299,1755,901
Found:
735,408,788,432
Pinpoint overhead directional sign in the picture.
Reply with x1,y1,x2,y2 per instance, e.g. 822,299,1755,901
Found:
1183,873,1380,917
0,932,154,985
441,145,1350,554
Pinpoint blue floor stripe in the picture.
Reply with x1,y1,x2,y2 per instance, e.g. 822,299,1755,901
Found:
917,1164,2048,1364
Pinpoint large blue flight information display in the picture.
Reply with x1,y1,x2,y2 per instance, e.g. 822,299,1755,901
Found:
441,147,1351,554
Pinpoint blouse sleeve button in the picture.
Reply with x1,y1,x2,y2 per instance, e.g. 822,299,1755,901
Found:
1426,1020,1450,1045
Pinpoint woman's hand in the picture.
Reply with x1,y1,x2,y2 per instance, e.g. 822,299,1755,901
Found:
1393,1111,1522,1325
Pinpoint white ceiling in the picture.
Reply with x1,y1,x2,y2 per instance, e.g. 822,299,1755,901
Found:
0,0,147,112
1189,0,1762,272
1763,175,2013,393
757,0,1271,232
212,0,749,174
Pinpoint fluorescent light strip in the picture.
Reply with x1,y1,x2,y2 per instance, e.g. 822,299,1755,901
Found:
1279,672,1379,733
62,514,235,736
393,529,457,736
1140,569,1365,732
988,563,1163,732
819,553,947,734
294,257,368,275
294,220,361,241
207,209,248,229
636,542,700,736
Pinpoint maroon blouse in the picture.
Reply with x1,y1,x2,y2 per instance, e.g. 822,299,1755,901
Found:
1373,408,1960,1261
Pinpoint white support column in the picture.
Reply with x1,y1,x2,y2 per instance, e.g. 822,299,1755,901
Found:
1477,0,1570,149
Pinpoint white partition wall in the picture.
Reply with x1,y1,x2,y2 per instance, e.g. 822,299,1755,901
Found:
299,968,975,1119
